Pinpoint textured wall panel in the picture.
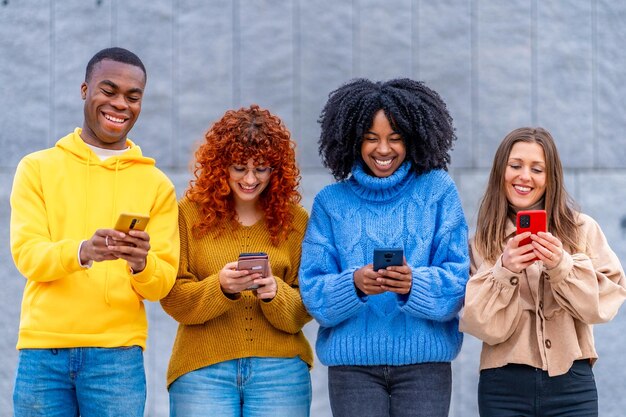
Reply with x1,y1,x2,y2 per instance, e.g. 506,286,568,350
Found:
237,1,294,129
177,0,234,168
476,1,532,167
418,0,473,169
355,0,412,80
298,0,353,169
116,1,175,167
52,0,113,141
536,0,594,168
596,0,626,168
0,0,51,166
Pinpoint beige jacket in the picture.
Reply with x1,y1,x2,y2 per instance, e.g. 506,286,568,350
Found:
459,213,626,376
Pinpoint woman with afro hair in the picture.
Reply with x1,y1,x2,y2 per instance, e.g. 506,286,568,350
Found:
161,105,313,416
299,78,470,417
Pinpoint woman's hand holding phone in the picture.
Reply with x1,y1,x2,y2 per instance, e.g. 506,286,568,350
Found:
375,262,412,295
251,272,277,301
354,265,386,295
219,261,258,295
530,232,564,270
502,233,537,273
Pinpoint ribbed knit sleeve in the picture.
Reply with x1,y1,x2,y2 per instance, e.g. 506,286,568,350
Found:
399,180,470,322
160,201,239,325
260,207,313,333
299,194,366,327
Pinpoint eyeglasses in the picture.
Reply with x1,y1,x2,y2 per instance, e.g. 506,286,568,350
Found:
228,165,274,180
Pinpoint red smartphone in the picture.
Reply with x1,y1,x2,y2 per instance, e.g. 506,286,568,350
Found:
516,210,547,260
237,252,269,290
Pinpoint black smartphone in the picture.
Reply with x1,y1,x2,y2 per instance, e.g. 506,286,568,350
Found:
373,248,404,271
237,252,269,289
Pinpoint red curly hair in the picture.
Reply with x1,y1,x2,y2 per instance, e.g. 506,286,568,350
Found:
186,104,302,245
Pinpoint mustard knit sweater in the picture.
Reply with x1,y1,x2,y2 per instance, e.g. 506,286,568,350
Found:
161,197,313,387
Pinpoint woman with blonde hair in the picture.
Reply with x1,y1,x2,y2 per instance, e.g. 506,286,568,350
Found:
460,127,626,416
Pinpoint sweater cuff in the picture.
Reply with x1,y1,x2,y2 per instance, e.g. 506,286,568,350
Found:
328,269,365,317
129,253,156,283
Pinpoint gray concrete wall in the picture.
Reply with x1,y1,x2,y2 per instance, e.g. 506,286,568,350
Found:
2,1,626,416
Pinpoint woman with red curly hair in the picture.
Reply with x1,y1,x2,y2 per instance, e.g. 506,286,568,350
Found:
161,105,313,416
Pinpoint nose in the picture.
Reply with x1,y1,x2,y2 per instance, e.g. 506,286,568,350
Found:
518,167,531,181
110,94,128,110
377,138,391,154
242,169,257,183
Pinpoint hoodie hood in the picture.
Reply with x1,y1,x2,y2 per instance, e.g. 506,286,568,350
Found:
57,128,156,169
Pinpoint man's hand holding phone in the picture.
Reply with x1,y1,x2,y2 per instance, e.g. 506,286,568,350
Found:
79,213,151,272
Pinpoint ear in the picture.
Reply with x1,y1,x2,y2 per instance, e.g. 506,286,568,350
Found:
80,82,87,100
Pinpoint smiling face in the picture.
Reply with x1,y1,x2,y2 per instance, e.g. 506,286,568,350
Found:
80,59,146,150
504,141,547,209
227,158,272,207
360,110,406,178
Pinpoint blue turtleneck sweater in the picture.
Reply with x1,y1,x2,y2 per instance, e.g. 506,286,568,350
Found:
299,162,469,366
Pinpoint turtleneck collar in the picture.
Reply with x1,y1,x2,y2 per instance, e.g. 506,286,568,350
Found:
347,161,413,202
508,197,545,222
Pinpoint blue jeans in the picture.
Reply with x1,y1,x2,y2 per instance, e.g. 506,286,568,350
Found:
13,346,146,417
169,356,311,417
328,362,452,417
478,360,598,417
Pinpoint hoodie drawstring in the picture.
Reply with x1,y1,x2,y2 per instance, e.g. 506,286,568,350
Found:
103,158,121,305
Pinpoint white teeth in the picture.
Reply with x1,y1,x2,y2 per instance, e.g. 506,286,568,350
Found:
375,159,393,166
515,185,531,192
104,114,125,123
240,184,256,190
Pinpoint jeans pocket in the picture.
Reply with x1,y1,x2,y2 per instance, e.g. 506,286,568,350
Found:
567,360,595,381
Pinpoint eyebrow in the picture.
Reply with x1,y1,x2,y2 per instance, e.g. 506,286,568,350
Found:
508,157,545,164
99,79,144,95
364,130,401,136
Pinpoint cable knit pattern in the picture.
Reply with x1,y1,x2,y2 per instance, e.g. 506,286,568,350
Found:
299,162,469,366
161,197,313,387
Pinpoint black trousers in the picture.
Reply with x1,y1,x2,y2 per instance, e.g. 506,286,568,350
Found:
478,360,598,417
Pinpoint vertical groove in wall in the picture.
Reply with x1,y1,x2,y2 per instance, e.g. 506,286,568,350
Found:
111,0,117,46
232,0,241,107
470,0,478,167
352,0,359,77
293,0,301,147
49,0,55,145
592,0,598,167
411,0,420,79
530,0,538,125
172,0,179,168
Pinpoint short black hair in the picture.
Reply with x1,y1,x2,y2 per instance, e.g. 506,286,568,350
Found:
318,78,456,180
85,47,147,82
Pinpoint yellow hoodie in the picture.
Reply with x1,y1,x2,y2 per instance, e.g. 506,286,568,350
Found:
10,128,179,350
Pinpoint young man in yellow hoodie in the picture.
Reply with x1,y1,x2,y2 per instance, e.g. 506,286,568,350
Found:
9,47,180,417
